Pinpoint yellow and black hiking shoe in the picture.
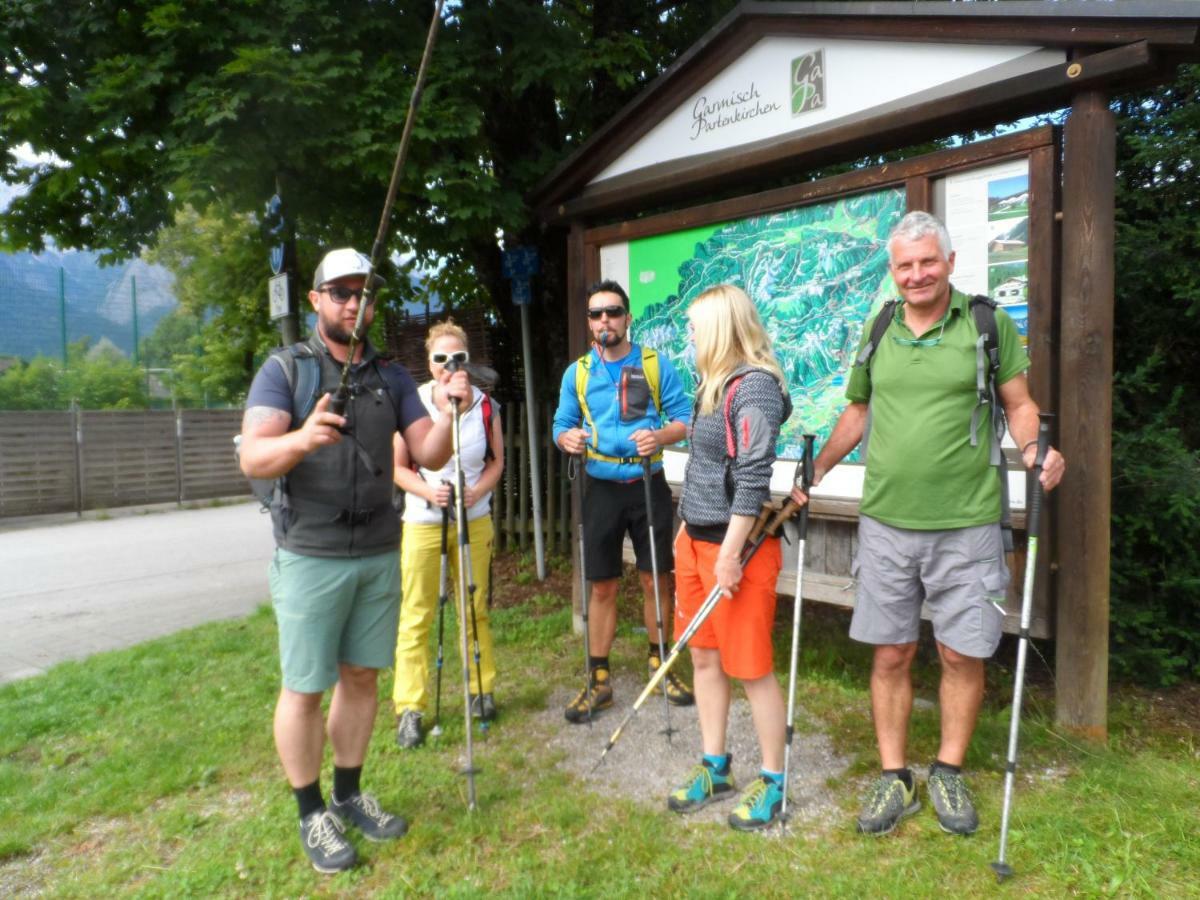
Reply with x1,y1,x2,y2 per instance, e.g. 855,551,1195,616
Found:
650,654,695,707
563,668,614,723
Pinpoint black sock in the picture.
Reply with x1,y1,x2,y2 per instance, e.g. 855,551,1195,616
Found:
588,656,610,677
332,765,362,803
931,760,961,776
293,779,325,820
649,643,664,659
883,767,914,791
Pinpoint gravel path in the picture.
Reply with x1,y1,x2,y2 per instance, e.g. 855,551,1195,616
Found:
534,674,850,836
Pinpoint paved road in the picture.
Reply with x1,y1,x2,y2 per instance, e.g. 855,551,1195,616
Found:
0,501,278,685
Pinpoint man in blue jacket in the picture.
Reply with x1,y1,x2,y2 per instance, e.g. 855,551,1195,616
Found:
553,280,694,722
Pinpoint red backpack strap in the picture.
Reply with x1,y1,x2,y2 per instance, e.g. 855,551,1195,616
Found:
480,393,495,462
722,376,744,459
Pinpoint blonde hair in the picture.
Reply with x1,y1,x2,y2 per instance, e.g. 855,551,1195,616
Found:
688,284,785,416
425,318,469,353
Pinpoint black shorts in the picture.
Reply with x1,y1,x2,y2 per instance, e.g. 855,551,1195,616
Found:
582,471,674,581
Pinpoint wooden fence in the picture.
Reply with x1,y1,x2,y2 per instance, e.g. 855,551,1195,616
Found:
0,409,247,518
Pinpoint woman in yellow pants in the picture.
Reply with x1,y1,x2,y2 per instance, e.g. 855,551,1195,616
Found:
391,320,504,749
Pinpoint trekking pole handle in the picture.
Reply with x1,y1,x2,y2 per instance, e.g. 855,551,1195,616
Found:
797,434,815,535
1027,413,1054,537
1034,413,1053,470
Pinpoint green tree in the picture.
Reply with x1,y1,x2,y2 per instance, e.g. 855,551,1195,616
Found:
0,356,66,409
0,339,149,409
1108,64,1200,684
1,0,737,394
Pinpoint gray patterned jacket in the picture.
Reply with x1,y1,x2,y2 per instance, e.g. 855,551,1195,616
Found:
679,366,791,530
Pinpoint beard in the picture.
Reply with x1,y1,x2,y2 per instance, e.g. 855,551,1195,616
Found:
320,309,367,347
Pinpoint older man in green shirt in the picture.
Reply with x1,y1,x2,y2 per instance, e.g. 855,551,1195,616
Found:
792,211,1065,837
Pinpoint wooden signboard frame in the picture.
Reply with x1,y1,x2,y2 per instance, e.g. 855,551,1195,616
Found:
540,2,1200,736
575,127,1059,640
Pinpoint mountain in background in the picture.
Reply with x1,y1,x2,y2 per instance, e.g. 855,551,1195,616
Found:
0,249,177,360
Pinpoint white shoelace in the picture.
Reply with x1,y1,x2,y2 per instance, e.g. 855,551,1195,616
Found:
307,811,347,854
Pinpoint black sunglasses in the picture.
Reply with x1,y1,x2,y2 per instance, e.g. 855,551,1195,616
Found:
587,305,626,320
430,350,469,365
322,285,376,305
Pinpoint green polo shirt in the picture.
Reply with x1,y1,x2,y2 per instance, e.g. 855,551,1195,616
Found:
846,288,1029,530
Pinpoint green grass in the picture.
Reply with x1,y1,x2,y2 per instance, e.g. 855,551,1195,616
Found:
1,558,1198,898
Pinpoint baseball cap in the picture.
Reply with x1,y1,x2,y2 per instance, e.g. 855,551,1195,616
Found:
312,248,387,290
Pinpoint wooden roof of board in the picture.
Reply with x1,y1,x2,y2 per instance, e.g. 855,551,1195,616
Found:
533,0,1200,223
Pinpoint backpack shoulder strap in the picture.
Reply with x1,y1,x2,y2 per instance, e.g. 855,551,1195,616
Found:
574,352,599,450
269,342,321,425
480,393,495,462
641,346,663,419
853,300,899,369
722,375,746,460
968,294,1014,552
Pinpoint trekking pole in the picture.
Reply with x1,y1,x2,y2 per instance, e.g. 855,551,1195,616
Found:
642,456,676,743
568,452,594,726
992,413,1054,883
430,489,452,738
329,0,444,416
449,395,479,810
593,500,788,771
781,435,815,825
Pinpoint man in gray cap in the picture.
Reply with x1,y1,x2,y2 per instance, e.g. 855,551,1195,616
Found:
239,248,470,873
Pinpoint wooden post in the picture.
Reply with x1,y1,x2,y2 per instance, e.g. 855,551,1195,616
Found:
1056,90,1113,739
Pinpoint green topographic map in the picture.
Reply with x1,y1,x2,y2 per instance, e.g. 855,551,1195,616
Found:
629,187,905,461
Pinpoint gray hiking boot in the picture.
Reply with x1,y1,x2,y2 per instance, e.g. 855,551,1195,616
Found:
470,692,497,721
856,772,920,836
330,791,408,842
395,709,423,749
927,768,979,835
299,808,356,873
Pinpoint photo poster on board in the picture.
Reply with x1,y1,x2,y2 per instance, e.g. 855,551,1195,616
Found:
936,158,1031,346
598,187,907,468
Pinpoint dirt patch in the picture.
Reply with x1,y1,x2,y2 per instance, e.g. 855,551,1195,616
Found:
488,552,574,610
532,677,850,837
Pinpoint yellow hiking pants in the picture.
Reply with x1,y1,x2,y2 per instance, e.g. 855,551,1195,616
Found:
392,514,496,714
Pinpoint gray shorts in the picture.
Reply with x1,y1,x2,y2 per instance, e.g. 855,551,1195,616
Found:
850,515,1009,658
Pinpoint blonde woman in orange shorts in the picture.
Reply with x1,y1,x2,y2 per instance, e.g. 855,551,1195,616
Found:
666,284,792,831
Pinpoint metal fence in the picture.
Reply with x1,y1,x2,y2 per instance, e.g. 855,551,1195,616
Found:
0,409,247,518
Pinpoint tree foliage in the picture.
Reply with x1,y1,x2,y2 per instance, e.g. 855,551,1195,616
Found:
1,0,738,396
1108,64,1200,684
0,339,149,409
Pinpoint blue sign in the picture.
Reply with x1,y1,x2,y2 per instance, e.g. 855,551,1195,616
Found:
270,245,285,275
501,246,539,280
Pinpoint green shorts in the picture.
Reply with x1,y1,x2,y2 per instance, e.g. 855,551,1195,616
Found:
269,548,400,693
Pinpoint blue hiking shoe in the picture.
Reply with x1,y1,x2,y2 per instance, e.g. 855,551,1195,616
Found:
667,759,736,813
727,776,784,831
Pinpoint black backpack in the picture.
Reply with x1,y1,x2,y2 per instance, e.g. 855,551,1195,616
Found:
853,295,1014,552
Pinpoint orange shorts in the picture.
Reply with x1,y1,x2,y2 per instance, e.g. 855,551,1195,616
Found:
673,529,782,681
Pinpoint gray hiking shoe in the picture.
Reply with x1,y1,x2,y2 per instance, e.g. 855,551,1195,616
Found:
856,772,920,836
299,808,356,873
330,791,409,842
395,710,423,749
927,768,979,835
470,693,497,721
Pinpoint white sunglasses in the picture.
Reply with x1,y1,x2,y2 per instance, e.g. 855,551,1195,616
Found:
430,350,469,365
